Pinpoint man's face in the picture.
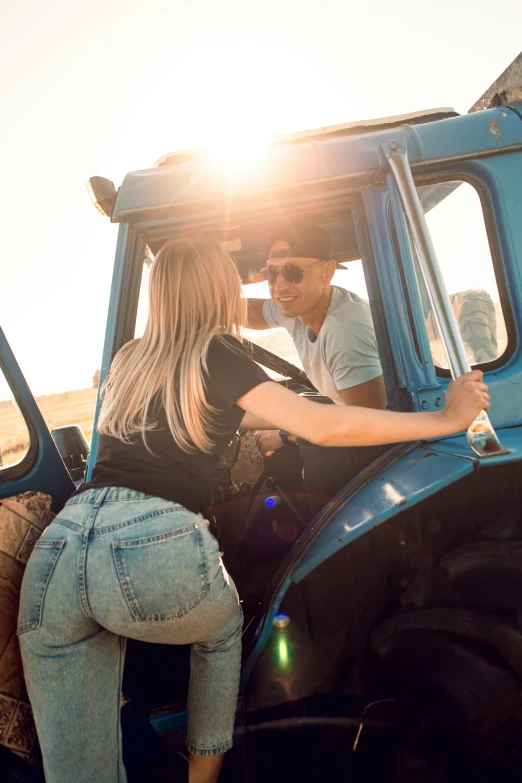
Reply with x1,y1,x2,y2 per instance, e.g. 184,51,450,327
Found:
267,240,335,318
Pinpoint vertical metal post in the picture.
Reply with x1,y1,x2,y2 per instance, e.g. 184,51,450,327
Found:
382,142,508,458
386,175,438,389
86,224,145,479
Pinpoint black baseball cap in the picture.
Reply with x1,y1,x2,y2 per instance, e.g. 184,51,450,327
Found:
266,220,346,268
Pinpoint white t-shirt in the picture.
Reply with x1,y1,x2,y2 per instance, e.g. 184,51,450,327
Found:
262,286,383,405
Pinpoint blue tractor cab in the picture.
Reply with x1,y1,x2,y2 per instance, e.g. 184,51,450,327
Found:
2,52,522,781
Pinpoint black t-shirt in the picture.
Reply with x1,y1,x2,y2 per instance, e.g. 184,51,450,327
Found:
73,335,270,513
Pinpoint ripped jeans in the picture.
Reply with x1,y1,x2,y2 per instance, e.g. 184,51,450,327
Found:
18,487,243,783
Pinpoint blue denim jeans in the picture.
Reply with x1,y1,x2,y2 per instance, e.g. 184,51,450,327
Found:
18,487,243,783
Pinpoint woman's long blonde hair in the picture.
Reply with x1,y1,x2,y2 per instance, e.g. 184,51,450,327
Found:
97,236,246,453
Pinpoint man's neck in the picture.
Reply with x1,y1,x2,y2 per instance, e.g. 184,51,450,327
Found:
298,286,334,337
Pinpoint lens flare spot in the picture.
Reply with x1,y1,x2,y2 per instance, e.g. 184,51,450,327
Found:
265,496,279,508
274,612,290,629
277,637,290,668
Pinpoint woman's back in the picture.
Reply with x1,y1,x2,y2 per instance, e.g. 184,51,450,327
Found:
75,334,269,513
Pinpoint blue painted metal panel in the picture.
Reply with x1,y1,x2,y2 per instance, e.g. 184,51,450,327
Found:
0,328,74,510
290,441,475,584
415,105,522,159
241,427,522,685
423,425,522,462
112,107,522,222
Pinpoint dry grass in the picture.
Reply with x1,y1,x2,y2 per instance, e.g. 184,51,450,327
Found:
0,387,97,468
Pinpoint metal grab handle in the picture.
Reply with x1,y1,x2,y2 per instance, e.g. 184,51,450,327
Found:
383,142,508,458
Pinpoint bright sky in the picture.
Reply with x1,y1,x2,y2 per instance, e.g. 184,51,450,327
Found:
1,0,521,397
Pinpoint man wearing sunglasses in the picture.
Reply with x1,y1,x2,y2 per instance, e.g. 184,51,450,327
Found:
243,220,389,531
248,219,386,421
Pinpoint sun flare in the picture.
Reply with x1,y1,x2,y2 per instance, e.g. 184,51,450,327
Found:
204,133,269,178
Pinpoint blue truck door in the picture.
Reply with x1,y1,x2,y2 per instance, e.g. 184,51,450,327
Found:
0,327,74,508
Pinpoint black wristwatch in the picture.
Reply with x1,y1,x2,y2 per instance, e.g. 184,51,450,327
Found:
278,429,292,446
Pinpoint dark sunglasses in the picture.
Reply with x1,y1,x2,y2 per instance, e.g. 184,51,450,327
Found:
260,259,324,285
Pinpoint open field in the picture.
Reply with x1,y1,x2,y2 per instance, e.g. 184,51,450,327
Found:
0,387,97,467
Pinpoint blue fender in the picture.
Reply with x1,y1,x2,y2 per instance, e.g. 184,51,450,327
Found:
241,427,522,687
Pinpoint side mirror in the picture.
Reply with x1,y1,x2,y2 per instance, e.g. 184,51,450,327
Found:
51,425,90,482
86,176,117,218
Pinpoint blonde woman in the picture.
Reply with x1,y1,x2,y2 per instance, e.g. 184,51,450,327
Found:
18,237,489,783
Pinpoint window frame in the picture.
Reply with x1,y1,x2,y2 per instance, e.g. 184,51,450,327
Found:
397,170,516,379
0,353,39,483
